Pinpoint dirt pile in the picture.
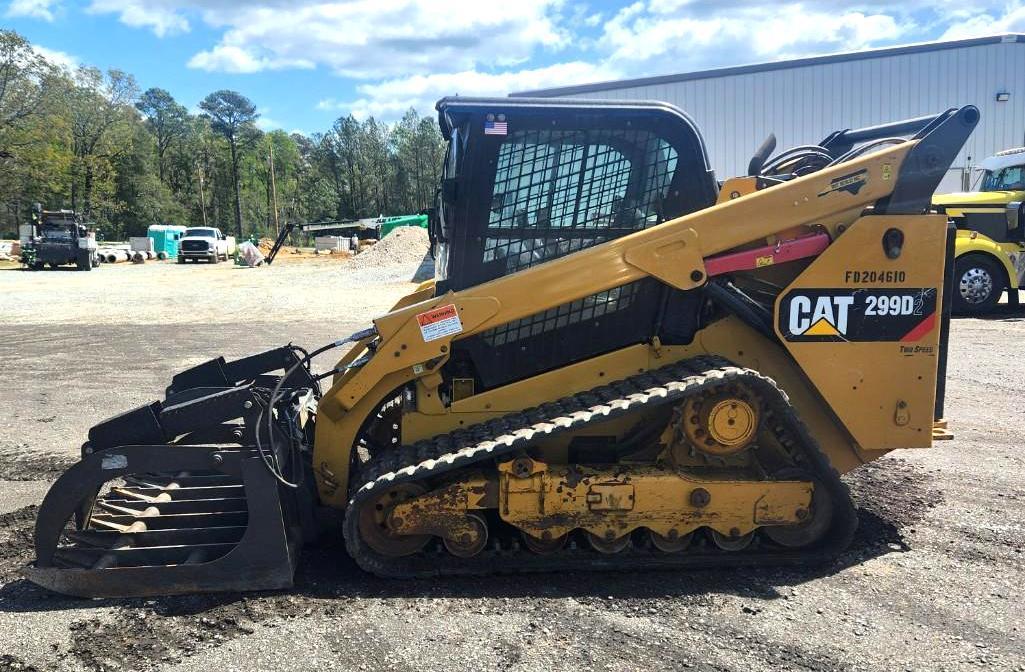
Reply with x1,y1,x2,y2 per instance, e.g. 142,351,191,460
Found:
350,226,429,270
257,238,275,255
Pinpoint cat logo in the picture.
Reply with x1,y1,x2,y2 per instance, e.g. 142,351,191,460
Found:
780,288,938,343
787,294,854,338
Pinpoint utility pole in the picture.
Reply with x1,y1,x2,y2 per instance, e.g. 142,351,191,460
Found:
197,166,209,227
268,144,280,237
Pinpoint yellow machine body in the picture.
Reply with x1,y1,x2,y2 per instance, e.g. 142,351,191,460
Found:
315,140,947,508
26,101,976,598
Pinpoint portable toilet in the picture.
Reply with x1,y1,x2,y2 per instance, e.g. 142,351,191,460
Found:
147,224,187,259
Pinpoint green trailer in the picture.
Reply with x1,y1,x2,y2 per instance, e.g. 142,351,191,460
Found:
378,214,428,239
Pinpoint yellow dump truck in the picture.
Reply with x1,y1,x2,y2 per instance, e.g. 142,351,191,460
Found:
933,147,1025,313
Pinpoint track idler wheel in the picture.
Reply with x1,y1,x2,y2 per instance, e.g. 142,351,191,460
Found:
357,483,430,557
442,513,488,558
762,469,834,548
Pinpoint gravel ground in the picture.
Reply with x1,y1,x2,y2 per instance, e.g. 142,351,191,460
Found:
0,256,1022,672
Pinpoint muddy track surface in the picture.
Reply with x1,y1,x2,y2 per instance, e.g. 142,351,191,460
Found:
0,269,1023,671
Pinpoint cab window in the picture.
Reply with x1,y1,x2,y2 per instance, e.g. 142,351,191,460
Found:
982,165,1025,191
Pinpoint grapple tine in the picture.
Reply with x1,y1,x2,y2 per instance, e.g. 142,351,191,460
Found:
94,501,161,517
110,487,173,503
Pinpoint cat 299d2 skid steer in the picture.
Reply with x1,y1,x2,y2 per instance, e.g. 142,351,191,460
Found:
25,99,978,597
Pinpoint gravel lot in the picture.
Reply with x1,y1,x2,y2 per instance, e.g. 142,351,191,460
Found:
0,257,1022,672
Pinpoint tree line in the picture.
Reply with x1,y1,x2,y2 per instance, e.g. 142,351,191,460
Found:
0,29,446,240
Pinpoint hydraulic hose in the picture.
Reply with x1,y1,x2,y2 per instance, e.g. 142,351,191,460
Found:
260,326,378,488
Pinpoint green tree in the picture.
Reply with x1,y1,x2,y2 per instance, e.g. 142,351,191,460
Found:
0,30,449,240
0,30,63,157
0,29,70,229
199,89,259,236
393,108,445,213
67,66,139,218
108,121,186,238
135,87,187,183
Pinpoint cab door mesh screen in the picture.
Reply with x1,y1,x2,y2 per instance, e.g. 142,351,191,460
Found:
484,129,679,277
456,126,695,390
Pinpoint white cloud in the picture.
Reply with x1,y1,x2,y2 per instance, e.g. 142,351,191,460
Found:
87,0,189,36
323,61,621,120
939,5,1025,40
187,44,313,73
61,0,1025,126
83,0,568,79
6,0,58,21
33,44,77,70
600,2,909,74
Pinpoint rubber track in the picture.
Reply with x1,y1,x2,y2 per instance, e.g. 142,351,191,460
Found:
342,356,858,578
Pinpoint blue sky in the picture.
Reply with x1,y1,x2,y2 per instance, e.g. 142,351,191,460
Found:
4,0,1023,134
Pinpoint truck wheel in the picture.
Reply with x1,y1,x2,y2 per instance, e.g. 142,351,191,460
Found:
954,254,1003,315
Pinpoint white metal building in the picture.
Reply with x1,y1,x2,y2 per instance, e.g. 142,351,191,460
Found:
515,34,1025,192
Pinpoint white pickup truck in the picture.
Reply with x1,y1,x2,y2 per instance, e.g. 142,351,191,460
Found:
177,227,236,264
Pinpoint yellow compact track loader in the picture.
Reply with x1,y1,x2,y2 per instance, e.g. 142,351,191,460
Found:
24,99,978,597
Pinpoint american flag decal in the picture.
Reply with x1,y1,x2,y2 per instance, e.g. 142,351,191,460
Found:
484,120,507,135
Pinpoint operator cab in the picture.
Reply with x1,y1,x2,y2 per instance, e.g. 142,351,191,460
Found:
432,97,719,292
431,97,719,391
38,211,85,240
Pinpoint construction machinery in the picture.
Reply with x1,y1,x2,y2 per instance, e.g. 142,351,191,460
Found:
24,98,977,597
932,147,1025,313
20,205,98,271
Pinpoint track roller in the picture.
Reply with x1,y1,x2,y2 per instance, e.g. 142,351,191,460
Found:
710,529,754,551
521,531,568,554
587,531,631,554
649,529,694,553
442,513,488,558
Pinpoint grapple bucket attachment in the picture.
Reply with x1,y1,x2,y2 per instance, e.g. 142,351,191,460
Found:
23,346,317,598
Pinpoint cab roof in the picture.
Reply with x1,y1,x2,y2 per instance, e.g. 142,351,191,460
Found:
980,148,1025,172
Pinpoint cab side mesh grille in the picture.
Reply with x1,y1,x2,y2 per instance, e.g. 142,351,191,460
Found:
481,282,642,347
